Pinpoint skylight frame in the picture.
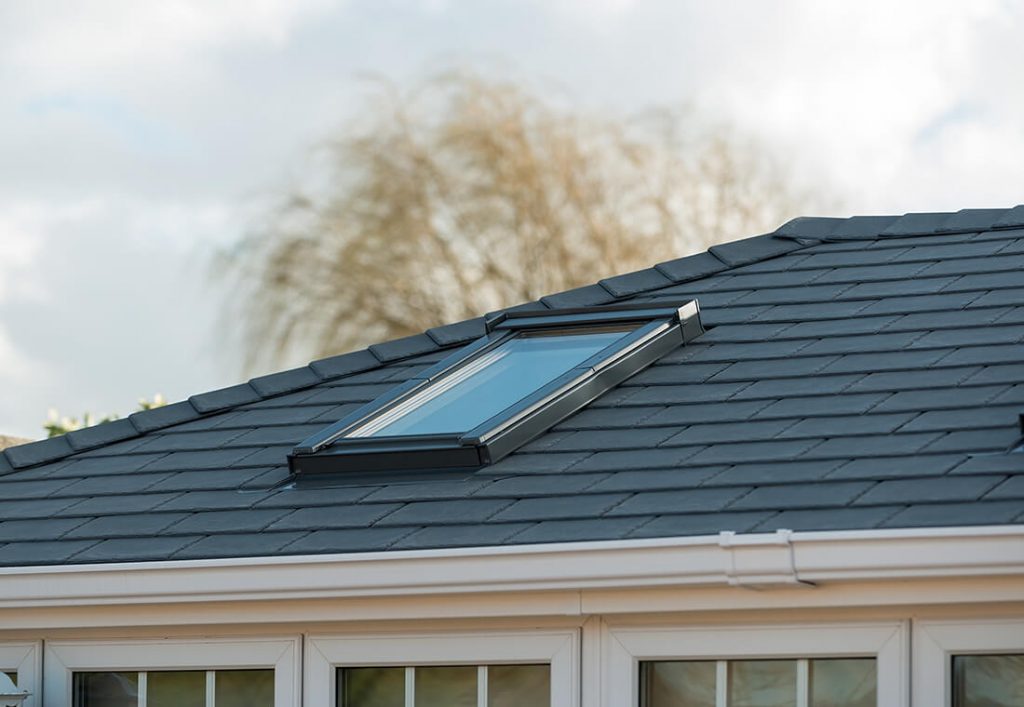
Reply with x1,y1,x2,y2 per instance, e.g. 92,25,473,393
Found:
289,301,702,479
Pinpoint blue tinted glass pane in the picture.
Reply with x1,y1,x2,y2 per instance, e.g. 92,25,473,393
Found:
363,330,629,437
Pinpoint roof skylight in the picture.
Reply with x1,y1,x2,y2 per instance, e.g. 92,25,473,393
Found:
289,301,702,479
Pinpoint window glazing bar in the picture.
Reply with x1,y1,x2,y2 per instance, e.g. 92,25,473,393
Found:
715,661,727,707
138,672,148,707
405,667,415,707
477,665,488,707
796,659,809,707
206,670,215,707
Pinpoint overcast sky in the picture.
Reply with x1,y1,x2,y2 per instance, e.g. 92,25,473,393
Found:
1,0,1022,439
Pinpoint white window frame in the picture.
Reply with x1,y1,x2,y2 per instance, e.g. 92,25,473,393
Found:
305,628,579,707
914,617,1024,707
603,620,908,707
44,636,300,707
1,641,41,707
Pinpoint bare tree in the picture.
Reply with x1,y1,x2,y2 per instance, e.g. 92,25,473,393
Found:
228,72,816,372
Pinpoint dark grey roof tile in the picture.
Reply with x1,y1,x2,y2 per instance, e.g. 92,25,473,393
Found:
829,215,901,238
644,400,769,426
42,454,167,478
857,292,984,317
308,349,381,379
267,503,402,530
620,382,753,405
993,205,1024,228
986,476,1024,499
629,511,772,538
0,517,91,542
911,324,1024,349
899,405,1021,432
730,374,863,400
757,506,901,532
880,212,955,235
666,339,811,363
296,383,394,406
220,425,324,448
882,501,1024,528
820,347,952,374
846,368,980,393
950,454,1024,475
128,401,202,433
483,452,592,475
686,439,824,465
753,393,888,419
256,486,382,510
3,436,74,468
0,540,100,565
215,406,339,428
0,497,90,520
71,535,203,563
661,419,796,446
639,363,731,384
541,427,680,453
509,517,651,544
872,385,1008,412
156,489,264,512
567,447,702,473
800,432,942,459
936,344,1024,366
165,509,289,534
60,493,183,517
54,472,171,497
707,459,844,486
944,271,1024,292
779,316,899,339
700,305,772,326
655,251,730,282
961,363,1024,386
709,234,805,267
922,428,1020,453
540,284,616,308
0,452,12,474
0,476,76,498
172,532,308,560
555,406,663,431
937,208,1010,232
426,317,486,346
368,333,438,363
853,475,1004,505
728,284,853,306
776,413,915,439
65,419,139,451
773,216,847,239
798,248,910,268
473,473,609,497
918,253,1024,277
839,277,957,299
600,267,674,297
62,513,189,539
248,366,322,397
189,383,262,413
492,493,630,521
361,479,490,502
708,356,839,382
690,323,796,344
281,526,416,554
586,466,726,493
374,499,513,526
139,448,260,472
129,430,249,453
728,481,873,510
608,487,750,516
238,467,292,491
393,523,536,549
813,262,938,285
829,454,969,480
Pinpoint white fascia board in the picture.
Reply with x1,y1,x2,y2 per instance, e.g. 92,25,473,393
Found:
0,526,1021,609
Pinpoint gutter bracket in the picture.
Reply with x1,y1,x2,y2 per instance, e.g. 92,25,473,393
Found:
718,529,817,590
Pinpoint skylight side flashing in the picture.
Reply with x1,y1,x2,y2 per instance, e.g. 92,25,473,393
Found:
289,301,702,480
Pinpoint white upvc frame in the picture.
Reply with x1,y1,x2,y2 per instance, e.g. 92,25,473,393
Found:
913,617,1024,707
305,629,579,707
0,641,41,707
43,636,300,707
603,620,908,707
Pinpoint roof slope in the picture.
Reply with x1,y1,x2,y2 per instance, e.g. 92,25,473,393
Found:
1,207,1023,566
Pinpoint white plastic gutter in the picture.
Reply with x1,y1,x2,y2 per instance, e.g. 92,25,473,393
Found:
0,525,1021,608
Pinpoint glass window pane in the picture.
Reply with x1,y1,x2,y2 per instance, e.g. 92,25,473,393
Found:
488,664,550,707
339,667,405,707
148,671,205,707
3,671,16,685
641,661,716,707
810,659,876,707
356,329,630,437
954,654,1024,707
728,660,796,707
214,669,274,707
415,665,476,707
73,672,139,707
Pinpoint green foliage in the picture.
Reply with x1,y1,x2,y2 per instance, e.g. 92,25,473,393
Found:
44,394,166,438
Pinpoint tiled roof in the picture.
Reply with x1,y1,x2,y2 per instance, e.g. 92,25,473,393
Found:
1,207,1023,566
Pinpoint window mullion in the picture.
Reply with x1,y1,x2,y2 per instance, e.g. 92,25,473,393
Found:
206,670,216,707
478,665,488,707
796,659,809,707
138,672,148,707
716,661,728,707
405,666,416,707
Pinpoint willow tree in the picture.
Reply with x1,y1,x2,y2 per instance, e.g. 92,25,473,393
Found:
228,72,814,372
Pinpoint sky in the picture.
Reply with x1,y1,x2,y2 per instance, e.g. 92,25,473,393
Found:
0,0,1022,439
